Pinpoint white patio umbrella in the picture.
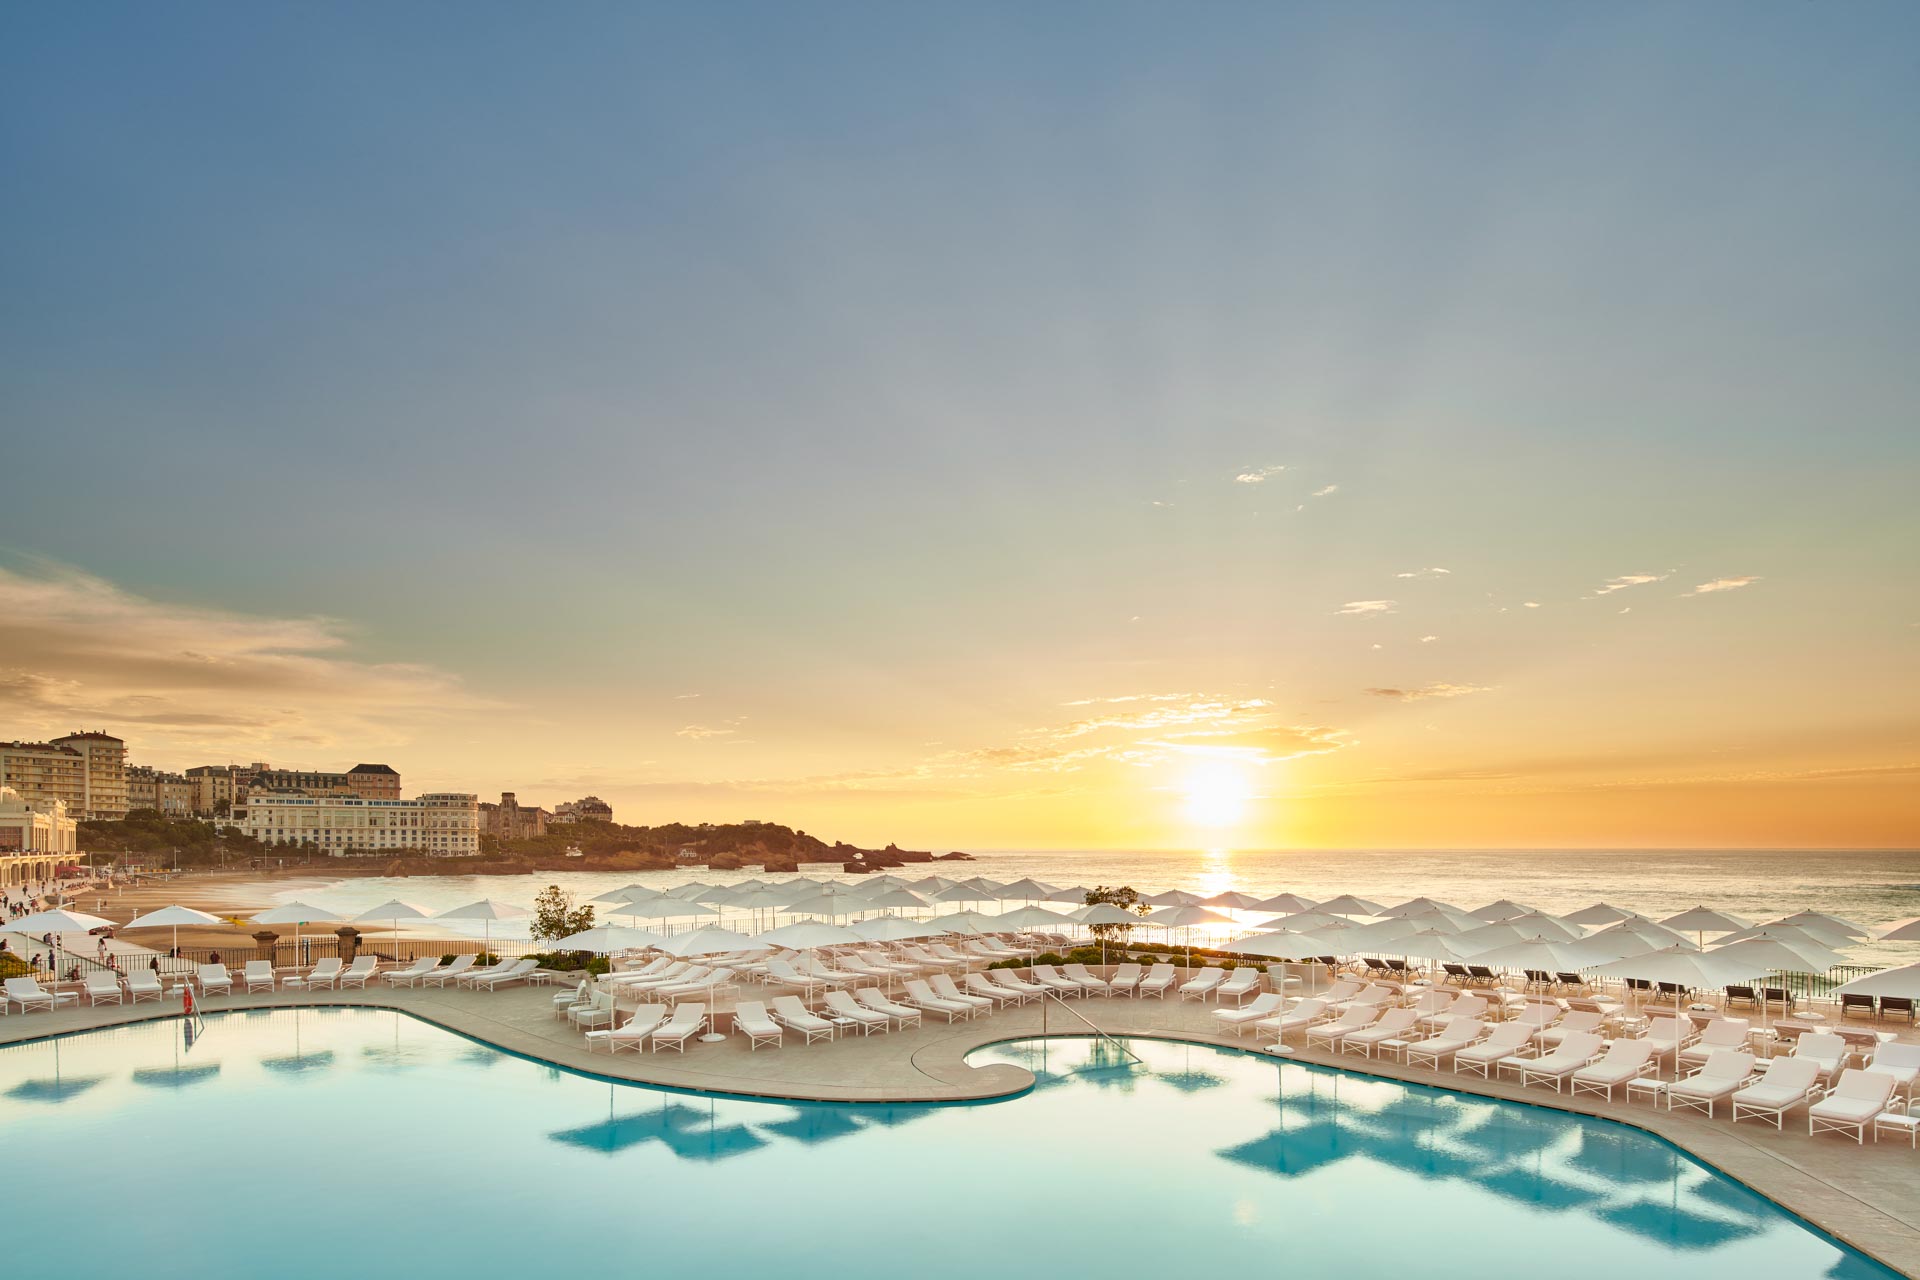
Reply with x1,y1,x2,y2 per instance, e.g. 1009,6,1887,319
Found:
1498,912,1586,941
1252,911,1354,933
1143,889,1202,907
1561,902,1637,928
1876,918,1920,943
1767,911,1870,939
1339,917,1421,950
1591,946,1752,1074
433,899,529,957
1249,892,1318,913
660,927,768,959
756,921,863,950
996,878,1060,903
1315,895,1387,918
1142,904,1234,958
930,883,989,908
1394,906,1483,933
590,885,666,906
123,904,227,965
905,876,955,894
552,924,666,953
1468,935,1609,980
611,898,719,926
1707,932,1849,1033
1831,963,1920,999
782,890,873,922
1226,929,1345,961
8,907,117,935
1202,891,1265,912
348,900,436,959
1715,921,1851,950
1659,906,1753,951
860,888,932,912
1379,897,1463,917
724,889,793,932
1450,921,1536,955
1468,899,1536,923
1589,918,1695,951
850,916,941,942
1042,885,1091,905
252,901,343,966
923,911,995,935
667,882,717,900
1073,903,1148,964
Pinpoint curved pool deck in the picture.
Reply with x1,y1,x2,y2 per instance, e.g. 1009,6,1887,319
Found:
5,983,1916,1277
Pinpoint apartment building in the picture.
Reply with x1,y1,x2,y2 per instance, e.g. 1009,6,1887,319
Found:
552,795,614,824
239,791,480,857
126,765,195,817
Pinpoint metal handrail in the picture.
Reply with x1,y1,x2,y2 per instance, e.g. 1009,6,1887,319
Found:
1039,988,1143,1065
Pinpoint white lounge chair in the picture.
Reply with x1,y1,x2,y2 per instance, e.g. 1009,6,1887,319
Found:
733,1000,784,1050
1214,968,1263,1006
903,978,973,1022
769,995,836,1044
6,977,79,1012
902,946,966,971
384,957,442,987
1731,1057,1827,1128
584,1004,667,1054
1454,1023,1535,1077
452,959,515,989
1339,1008,1422,1058
1676,1018,1750,1070
1509,1031,1606,1091
766,958,845,993
1668,1050,1757,1117
304,958,345,989
649,1002,707,1053
1639,1016,1695,1062
964,971,1027,1007
126,970,164,1003
657,968,733,1001
929,972,995,1014
1404,1017,1487,1069
1330,984,1396,1015
1316,979,1364,1005
1305,1006,1381,1051
472,958,538,990
1569,1038,1657,1101
568,990,619,1030
196,964,233,996
1029,965,1081,997
243,960,277,992
1536,1010,1606,1048
1179,968,1227,1002
1421,995,1487,1032
1107,962,1144,996
856,987,923,1030
1408,990,1455,1020
1138,963,1177,998
1213,992,1287,1035
1062,963,1112,997
1807,1069,1897,1143
1791,1032,1849,1085
338,957,379,989
420,954,476,987
1253,998,1328,1042
84,972,124,1005
1867,1043,1920,1097
603,957,675,985
823,989,891,1035
988,969,1047,1001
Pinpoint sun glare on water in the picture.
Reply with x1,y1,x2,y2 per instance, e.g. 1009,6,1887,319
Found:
1182,762,1251,829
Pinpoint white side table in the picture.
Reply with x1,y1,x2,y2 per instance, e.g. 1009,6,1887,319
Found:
1627,1078,1669,1108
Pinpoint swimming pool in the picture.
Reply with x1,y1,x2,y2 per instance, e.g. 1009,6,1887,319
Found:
0,1011,1896,1278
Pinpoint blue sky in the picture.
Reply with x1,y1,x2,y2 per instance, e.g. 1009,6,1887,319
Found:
2,4,1916,846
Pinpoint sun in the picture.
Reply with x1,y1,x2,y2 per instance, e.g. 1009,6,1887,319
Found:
1182,762,1251,829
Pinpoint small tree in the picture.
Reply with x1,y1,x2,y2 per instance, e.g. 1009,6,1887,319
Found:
1083,885,1149,944
530,884,596,943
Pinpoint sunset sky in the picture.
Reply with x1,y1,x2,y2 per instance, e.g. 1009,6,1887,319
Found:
3,5,1916,850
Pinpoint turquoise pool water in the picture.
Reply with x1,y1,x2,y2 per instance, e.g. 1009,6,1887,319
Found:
0,1011,1895,1278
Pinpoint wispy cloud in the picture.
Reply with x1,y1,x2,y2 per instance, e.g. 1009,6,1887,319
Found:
1336,600,1396,616
0,561,495,754
1310,484,1339,498
1395,567,1451,579
1420,635,1439,644
1233,464,1286,484
1364,683,1493,702
1589,573,1670,598
1684,576,1761,596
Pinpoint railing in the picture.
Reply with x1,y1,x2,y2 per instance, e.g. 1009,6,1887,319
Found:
1039,988,1143,1066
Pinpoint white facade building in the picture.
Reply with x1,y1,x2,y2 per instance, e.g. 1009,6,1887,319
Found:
239,792,479,857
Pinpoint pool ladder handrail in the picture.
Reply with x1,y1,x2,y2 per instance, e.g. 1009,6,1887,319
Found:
1040,988,1143,1065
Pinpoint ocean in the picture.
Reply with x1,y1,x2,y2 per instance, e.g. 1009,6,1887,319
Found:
290,846,1920,968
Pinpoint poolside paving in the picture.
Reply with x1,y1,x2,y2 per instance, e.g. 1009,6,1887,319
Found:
4,976,1916,1276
